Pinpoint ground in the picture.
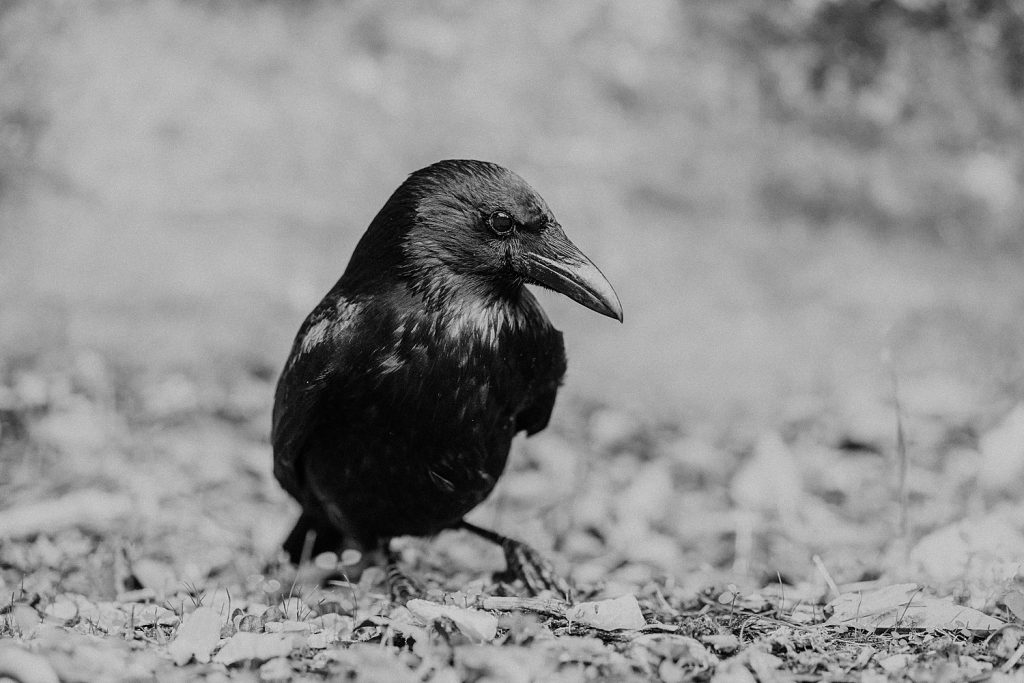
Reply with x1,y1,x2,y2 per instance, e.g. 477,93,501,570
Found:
3,1,1024,680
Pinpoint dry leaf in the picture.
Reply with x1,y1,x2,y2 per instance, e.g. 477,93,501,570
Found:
264,620,311,633
168,606,223,665
826,584,1004,631
406,599,498,641
566,594,646,631
1003,590,1024,622
213,632,294,665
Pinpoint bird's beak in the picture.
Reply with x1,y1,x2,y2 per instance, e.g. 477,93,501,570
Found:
520,229,623,322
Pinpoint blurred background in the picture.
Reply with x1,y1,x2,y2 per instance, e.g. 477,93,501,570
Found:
3,0,1024,590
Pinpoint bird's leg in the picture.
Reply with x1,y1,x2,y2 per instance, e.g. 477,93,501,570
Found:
385,542,425,605
458,521,575,602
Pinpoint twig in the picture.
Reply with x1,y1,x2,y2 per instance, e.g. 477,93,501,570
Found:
894,586,924,630
887,356,910,551
813,555,842,600
472,595,568,618
1002,642,1024,673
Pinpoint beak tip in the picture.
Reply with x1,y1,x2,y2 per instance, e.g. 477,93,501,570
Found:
608,292,624,323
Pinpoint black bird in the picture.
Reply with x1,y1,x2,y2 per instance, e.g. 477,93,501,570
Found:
272,160,622,596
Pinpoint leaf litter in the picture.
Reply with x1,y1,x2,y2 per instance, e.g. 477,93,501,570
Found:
2,357,1024,680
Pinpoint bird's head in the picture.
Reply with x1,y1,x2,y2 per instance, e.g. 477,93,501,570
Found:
355,159,622,322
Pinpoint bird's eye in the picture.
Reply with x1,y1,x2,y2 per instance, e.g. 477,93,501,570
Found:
488,211,516,236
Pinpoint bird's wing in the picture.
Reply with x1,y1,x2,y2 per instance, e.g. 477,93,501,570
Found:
514,329,567,436
515,382,559,436
271,296,362,500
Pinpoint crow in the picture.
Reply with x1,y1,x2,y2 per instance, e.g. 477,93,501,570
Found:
272,159,622,597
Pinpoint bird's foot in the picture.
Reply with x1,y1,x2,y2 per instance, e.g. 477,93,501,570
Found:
458,521,575,602
385,550,425,605
496,538,575,602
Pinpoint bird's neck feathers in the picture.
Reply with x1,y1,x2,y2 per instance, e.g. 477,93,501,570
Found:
337,193,417,292
336,182,480,291
434,285,552,348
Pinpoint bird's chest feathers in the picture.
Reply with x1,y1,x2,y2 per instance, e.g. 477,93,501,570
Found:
440,295,526,348
372,294,556,414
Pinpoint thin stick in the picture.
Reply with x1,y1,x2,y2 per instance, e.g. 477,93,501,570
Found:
473,595,568,618
886,352,910,560
1002,642,1024,673
813,555,842,600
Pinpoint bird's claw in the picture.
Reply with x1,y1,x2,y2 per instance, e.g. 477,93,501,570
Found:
386,557,425,605
498,539,575,602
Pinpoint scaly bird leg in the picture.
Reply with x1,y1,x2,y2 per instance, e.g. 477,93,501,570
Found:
458,520,575,602
385,544,425,605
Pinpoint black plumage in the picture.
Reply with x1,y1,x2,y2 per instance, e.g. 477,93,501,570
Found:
272,160,621,594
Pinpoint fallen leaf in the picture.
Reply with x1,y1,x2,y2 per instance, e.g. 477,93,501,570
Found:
168,606,223,665
1004,591,1024,622
264,620,311,633
212,632,294,665
566,594,646,631
826,584,1004,631
406,599,498,641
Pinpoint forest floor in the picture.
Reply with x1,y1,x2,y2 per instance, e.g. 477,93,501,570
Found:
3,333,1024,681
